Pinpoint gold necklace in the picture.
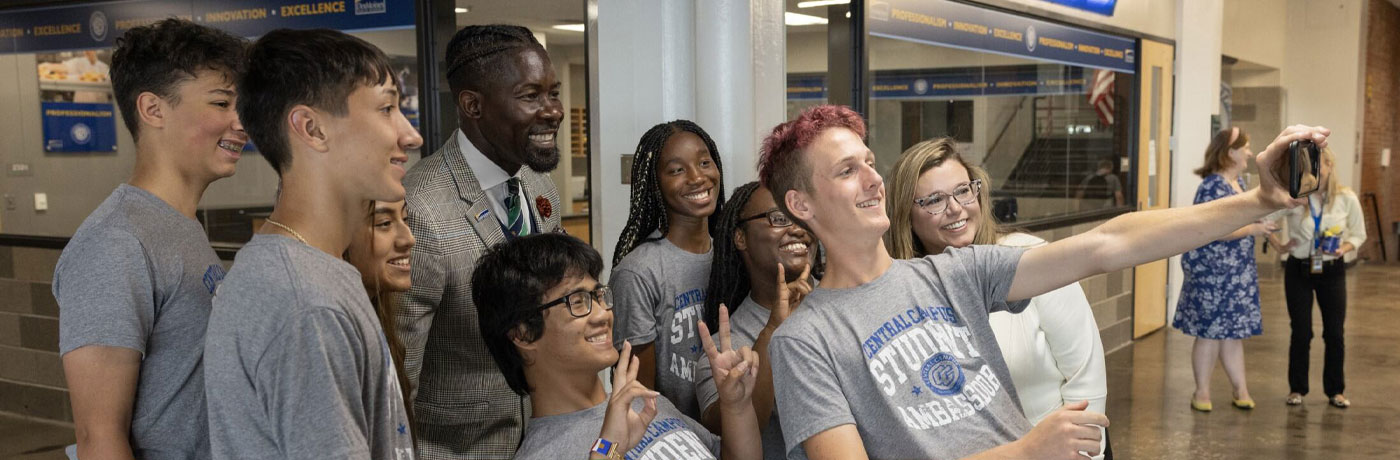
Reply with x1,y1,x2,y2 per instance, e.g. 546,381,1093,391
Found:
264,218,309,245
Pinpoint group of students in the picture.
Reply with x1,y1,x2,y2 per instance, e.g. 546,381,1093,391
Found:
53,16,1336,460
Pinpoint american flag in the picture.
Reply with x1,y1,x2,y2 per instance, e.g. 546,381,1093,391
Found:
1089,69,1116,125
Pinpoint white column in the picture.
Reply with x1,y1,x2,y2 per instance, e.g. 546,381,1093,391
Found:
592,0,787,273
1167,0,1223,318
1282,0,1366,192
696,0,755,188
751,0,788,176
592,0,696,272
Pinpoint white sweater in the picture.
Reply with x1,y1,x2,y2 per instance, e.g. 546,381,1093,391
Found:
991,233,1109,457
1276,189,1367,261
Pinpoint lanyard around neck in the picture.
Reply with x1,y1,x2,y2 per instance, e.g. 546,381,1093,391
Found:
1309,194,1326,254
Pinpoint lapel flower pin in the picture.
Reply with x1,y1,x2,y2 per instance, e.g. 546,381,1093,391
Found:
535,195,552,219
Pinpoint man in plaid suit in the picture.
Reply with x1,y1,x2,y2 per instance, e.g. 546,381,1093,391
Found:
398,25,565,459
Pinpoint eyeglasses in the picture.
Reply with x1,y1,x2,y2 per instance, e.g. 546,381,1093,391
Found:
914,180,982,215
537,285,613,318
739,208,794,228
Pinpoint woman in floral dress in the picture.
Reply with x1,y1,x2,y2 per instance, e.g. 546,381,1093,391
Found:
1174,127,1276,412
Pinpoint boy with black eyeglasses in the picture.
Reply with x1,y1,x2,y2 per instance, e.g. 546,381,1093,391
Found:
473,233,763,460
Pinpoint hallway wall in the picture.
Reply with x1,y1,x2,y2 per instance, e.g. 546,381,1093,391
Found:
1359,0,1400,262
0,245,68,424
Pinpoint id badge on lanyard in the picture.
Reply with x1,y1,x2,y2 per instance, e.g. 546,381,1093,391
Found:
1310,197,1324,274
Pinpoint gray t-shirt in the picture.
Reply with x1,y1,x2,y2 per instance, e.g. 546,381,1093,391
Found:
205,234,414,460
770,246,1034,459
54,184,223,460
516,394,720,460
694,296,785,459
611,235,712,419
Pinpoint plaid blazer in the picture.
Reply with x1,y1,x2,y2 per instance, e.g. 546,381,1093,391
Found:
397,133,562,459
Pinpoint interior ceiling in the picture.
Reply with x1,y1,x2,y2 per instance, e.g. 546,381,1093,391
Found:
455,0,586,46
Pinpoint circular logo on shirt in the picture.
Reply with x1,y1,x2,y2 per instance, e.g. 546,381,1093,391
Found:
921,352,965,396
70,123,92,145
89,11,109,42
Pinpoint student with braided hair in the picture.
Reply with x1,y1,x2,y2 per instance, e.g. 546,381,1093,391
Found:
695,181,814,459
611,120,726,420
397,24,565,459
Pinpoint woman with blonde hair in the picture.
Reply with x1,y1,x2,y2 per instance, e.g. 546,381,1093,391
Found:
886,137,1108,458
1267,146,1365,408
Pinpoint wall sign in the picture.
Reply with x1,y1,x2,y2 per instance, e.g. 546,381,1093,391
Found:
789,65,1088,100
0,0,414,54
42,102,118,153
1041,0,1117,17
868,0,1135,74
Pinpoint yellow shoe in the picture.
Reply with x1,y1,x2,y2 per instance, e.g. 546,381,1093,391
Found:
1232,399,1255,410
1191,400,1212,412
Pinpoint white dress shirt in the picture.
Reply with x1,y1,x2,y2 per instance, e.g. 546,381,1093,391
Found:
990,232,1108,459
456,129,532,235
1276,189,1366,261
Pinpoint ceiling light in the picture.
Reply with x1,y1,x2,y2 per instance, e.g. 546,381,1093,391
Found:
553,24,586,32
797,0,850,7
454,7,469,13
784,12,828,26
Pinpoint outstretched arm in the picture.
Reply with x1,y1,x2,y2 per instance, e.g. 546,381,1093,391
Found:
1009,125,1328,301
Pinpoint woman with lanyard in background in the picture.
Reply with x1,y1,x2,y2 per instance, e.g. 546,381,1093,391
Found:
1268,146,1366,409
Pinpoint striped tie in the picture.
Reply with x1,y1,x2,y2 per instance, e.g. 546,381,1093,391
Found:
504,177,526,236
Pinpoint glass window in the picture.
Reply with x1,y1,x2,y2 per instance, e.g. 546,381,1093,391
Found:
785,0,835,118
0,1,421,248
863,8,1135,224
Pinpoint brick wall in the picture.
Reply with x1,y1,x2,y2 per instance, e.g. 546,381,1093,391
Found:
0,245,70,423
1360,0,1400,262
1031,218,1137,354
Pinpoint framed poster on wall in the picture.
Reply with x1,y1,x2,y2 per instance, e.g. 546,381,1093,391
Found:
37,49,117,153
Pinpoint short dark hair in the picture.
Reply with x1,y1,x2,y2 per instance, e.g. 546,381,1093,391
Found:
238,28,395,176
473,233,604,396
110,18,247,141
445,24,542,97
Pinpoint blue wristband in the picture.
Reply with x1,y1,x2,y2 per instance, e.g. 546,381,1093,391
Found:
592,438,616,456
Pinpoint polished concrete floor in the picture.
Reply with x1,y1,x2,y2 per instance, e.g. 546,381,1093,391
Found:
1104,261,1400,460
3,263,1397,460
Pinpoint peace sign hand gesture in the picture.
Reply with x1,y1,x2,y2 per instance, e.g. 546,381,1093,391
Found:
770,262,813,326
597,341,659,455
698,305,760,410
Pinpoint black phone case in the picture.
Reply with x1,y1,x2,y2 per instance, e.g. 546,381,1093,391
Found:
1288,140,1319,198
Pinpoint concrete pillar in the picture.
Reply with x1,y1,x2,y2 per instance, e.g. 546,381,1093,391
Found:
751,0,788,176
592,0,693,268
696,0,755,188
591,0,786,272
1167,0,1223,318
1282,0,1366,192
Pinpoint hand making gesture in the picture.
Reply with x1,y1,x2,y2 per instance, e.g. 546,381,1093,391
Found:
768,262,813,328
595,341,659,458
698,305,760,409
